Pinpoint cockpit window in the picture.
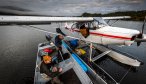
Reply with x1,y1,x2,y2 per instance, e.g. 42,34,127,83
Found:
76,22,97,30
94,18,108,27
71,18,108,30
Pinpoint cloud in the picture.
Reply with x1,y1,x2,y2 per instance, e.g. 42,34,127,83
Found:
0,6,31,11
0,0,145,16
113,0,143,4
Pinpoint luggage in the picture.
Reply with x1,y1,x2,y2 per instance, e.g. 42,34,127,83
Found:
39,47,55,57
70,39,78,47
76,48,86,55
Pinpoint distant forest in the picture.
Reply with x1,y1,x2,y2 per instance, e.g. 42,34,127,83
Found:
81,10,146,21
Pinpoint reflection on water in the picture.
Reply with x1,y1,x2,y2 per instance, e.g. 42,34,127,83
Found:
0,20,146,84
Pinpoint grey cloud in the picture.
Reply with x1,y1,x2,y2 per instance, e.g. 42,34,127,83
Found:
0,6,31,11
113,0,143,4
0,0,146,16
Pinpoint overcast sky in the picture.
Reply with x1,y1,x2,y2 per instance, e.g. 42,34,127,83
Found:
0,0,146,16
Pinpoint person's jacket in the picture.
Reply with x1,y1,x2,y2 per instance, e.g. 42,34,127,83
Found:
40,61,57,78
55,35,62,48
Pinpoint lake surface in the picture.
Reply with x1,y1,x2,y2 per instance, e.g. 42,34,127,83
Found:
0,20,146,84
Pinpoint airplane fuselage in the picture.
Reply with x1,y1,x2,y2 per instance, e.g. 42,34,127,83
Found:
65,24,140,46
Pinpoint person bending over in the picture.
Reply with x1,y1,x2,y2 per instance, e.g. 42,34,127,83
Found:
40,55,63,84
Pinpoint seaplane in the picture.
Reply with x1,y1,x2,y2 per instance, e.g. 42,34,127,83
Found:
0,16,146,84
62,16,146,46
1,15,145,65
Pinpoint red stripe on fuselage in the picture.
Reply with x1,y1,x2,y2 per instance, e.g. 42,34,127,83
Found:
90,32,131,40
66,28,132,40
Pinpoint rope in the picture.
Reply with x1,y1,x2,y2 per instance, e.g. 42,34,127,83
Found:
19,25,80,40
118,66,132,83
92,62,118,83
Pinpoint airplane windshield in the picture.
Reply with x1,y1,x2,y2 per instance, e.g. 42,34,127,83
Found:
93,18,109,27
71,18,108,30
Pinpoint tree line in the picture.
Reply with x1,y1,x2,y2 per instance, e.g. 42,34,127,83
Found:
81,10,146,21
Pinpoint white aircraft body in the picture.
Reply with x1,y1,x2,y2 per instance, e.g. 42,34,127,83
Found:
64,19,140,46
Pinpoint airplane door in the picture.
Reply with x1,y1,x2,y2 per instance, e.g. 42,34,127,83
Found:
79,22,102,44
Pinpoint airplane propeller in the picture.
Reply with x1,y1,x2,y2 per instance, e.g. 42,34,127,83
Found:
134,16,146,46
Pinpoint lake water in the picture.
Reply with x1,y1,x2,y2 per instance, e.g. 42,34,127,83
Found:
0,20,146,84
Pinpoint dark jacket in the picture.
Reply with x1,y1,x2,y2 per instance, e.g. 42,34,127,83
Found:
40,61,58,78
55,35,62,48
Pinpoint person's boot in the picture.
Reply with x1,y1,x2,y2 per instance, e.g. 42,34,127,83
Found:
51,80,55,84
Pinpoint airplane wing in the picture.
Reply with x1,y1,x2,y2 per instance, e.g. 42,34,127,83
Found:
102,16,131,20
0,15,131,25
0,15,96,43
0,16,93,25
